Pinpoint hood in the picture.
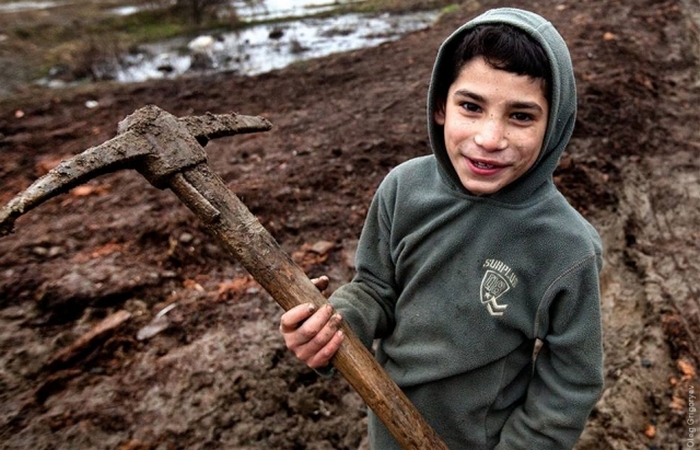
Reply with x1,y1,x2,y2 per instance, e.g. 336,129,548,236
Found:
426,8,576,203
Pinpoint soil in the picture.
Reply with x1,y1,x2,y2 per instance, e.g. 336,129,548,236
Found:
1,0,699,448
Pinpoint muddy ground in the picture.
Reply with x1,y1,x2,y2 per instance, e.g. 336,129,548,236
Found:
0,0,699,448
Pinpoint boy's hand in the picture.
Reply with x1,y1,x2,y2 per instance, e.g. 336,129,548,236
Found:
279,276,344,369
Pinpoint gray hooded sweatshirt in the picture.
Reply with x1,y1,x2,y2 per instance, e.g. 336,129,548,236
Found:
329,8,604,449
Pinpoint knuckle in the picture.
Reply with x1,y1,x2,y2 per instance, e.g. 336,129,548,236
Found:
294,348,311,361
299,323,323,340
298,328,317,341
310,354,329,369
320,347,334,359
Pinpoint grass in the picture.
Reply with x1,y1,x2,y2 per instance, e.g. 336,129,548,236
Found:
0,0,239,82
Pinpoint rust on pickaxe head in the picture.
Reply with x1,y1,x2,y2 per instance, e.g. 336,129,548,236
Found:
0,105,271,237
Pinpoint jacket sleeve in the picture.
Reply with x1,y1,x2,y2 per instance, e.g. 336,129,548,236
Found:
328,180,399,350
495,254,605,450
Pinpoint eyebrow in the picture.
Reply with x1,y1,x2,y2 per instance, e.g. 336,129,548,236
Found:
453,89,545,114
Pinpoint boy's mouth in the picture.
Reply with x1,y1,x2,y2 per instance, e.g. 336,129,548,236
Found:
472,160,497,169
467,157,505,175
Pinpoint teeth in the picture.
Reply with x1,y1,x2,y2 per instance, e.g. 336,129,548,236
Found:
473,161,495,169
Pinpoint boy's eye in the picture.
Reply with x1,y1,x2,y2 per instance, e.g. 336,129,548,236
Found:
512,112,534,122
461,102,481,113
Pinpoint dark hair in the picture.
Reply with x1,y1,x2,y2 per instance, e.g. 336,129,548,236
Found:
437,23,552,106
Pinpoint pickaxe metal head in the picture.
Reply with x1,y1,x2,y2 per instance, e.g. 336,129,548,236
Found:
0,104,271,237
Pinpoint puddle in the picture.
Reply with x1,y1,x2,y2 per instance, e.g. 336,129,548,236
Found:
107,0,367,20
0,1,57,13
28,0,441,86
110,5,141,16
113,10,440,83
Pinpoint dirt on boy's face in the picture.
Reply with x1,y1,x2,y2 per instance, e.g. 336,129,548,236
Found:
434,56,549,195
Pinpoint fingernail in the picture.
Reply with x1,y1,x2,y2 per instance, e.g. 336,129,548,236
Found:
308,303,317,313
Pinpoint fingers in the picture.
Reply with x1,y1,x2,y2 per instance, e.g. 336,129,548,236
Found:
279,303,344,368
287,304,339,350
306,327,344,369
311,275,329,292
279,303,317,334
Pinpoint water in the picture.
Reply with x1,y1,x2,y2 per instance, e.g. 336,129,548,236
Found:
110,5,141,16
19,0,441,86
105,0,366,19
0,1,57,13
114,10,440,83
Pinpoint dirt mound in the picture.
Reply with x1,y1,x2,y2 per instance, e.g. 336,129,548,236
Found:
1,0,699,448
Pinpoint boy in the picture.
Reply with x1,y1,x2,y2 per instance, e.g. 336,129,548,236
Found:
280,7,604,450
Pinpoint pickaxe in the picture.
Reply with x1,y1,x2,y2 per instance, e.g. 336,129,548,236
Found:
0,105,448,450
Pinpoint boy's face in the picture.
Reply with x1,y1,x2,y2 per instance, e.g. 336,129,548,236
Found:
434,57,549,195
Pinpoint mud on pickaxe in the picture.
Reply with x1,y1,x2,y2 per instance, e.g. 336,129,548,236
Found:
0,105,448,450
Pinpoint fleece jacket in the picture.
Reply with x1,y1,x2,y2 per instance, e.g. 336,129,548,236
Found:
328,7,604,449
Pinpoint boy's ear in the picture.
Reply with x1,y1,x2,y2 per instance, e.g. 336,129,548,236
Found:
434,102,446,126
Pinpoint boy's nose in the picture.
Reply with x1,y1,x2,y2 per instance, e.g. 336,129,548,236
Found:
474,120,508,150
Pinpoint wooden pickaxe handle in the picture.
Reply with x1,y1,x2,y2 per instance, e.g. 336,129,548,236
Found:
0,105,449,450
170,164,448,449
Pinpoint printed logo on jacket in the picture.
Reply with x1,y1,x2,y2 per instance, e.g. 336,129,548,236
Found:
480,259,518,317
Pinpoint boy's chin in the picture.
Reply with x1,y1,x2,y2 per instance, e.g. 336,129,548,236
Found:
459,178,506,196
